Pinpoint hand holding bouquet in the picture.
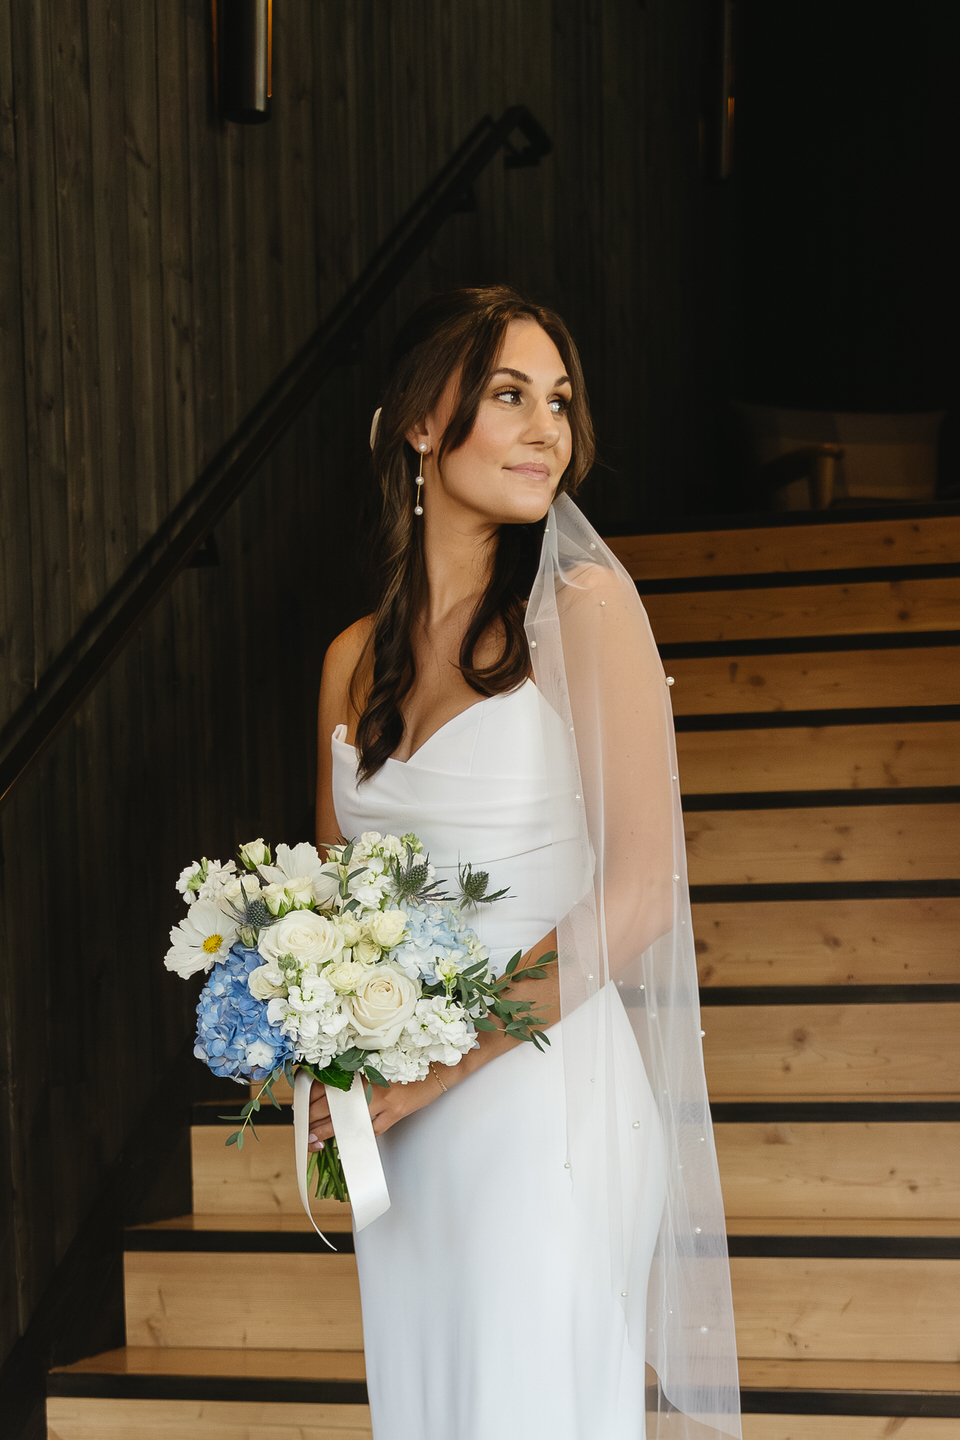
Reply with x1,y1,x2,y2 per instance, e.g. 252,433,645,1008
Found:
165,831,556,1206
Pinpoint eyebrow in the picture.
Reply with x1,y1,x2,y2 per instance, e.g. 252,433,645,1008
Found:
490,367,572,388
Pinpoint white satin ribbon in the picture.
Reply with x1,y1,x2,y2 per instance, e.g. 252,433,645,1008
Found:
293,1068,391,1245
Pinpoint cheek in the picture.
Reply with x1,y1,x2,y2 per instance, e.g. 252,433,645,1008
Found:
465,409,512,465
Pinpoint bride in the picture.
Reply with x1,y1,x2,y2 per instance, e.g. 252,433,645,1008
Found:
310,287,741,1440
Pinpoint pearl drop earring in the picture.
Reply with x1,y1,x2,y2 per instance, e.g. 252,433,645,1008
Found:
414,443,427,516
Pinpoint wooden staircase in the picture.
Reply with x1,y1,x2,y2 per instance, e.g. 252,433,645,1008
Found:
47,509,960,1439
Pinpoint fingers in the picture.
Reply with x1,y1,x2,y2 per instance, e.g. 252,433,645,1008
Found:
308,1080,331,1123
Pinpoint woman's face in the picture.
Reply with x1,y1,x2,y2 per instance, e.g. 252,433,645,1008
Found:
414,319,574,529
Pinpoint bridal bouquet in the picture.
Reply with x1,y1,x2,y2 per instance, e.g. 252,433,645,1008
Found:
165,832,555,1201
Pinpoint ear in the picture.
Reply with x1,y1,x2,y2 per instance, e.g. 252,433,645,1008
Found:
405,422,430,453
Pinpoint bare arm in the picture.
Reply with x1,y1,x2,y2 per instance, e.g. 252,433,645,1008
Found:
307,926,560,1145
315,617,372,852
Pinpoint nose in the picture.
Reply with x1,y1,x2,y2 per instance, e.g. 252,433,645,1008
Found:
525,396,561,447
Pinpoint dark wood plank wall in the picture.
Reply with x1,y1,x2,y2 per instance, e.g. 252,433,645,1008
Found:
0,0,700,1373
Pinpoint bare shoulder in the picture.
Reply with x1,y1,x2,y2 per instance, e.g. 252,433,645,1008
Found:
323,614,374,683
319,614,374,732
560,560,629,605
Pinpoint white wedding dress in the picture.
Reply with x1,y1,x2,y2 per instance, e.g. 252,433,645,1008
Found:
332,678,666,1440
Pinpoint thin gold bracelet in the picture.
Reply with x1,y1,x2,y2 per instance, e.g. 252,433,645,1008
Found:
430,1062,448,1094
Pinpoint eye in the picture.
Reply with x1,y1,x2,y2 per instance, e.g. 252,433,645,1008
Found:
494,387,522,405
549,395,571,415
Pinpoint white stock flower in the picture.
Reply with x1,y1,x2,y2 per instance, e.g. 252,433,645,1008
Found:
196,859,238,903
345,963,420,1049
176,862,203,906
372,1044,430,1084
349,872,392,908
248,965,287,1000
164,900,239,979
365,909,408,950
406,996,476,1065
258,910,344,969
268,973,351,1066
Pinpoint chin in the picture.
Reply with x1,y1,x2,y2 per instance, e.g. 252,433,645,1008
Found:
498,487,558,528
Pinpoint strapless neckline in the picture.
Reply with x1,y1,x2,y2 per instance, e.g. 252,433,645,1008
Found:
333,678,536,768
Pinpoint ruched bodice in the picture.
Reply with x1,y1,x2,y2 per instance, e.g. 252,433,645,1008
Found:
332,678,590,971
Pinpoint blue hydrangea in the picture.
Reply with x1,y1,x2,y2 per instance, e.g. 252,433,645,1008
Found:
395,901,475,983
194,943,295,1082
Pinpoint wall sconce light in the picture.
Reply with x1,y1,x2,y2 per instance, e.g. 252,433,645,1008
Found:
214,0,272,124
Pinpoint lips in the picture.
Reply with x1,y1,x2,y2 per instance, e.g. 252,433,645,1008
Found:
506,463,551,480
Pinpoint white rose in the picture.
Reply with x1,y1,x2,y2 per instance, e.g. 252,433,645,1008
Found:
358,831,383,850
259,910,343,968
239,838,269,869
326,959,370,994
346,963,420,1049
261,882,288,916
365,909,408,949
353,936,381,965
248,965,286,1000
283,875,315,909
337,915,363,947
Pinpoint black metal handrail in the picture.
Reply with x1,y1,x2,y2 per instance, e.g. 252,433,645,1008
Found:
0,106,551,807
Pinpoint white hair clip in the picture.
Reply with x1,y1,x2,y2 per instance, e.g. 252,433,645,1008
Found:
369,407,382,451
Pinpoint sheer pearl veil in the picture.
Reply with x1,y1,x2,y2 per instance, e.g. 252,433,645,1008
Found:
525,495,741,1438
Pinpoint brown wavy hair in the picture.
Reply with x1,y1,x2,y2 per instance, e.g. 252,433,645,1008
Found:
352,286,595,779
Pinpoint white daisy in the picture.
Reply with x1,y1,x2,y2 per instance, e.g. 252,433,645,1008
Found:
164,899,239,979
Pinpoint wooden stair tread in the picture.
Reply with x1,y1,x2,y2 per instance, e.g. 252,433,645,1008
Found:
731,1255,960,1362
132,1212,352,1233
51,1348,366,1382
716,1120,960,1221
644,576,960,644
676,720,960,793
50,1350,960,1398
726,1217,960,1238
607,514,960,582
45,1397,373,1439
668,646,960,715
123,1250,363,1350
694,897,960,989
703,1002,960,1099
684,802,960,886
739,1358,960,1394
